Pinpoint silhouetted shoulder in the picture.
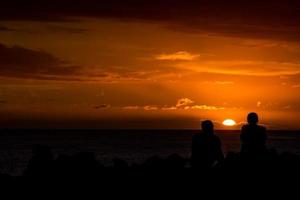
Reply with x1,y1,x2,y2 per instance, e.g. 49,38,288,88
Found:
258,125,267,132
241,125,249,137
241,124,266,132
258,125,267,138
214,135,221,144
241,125,248,130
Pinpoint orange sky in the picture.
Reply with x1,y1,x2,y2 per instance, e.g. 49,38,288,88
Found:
1,1,300,129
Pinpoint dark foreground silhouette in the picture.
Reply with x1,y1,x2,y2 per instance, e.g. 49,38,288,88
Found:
1,113,300,179
5,146,294,178
0,144,297,178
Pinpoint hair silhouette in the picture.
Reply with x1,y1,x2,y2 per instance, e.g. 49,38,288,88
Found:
191,120,224,168
247,112,259,125
201,120,214,135
241,112,267,157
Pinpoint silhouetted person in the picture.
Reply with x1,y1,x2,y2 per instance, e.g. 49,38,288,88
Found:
192,120,224,168
241,113,267,157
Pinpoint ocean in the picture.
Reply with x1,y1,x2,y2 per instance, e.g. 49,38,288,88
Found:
0,129,299,175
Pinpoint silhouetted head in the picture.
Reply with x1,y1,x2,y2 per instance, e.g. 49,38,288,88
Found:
201,120,214,134
247,112,259,125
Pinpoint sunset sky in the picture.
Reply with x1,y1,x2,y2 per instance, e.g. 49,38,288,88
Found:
1,0,300,129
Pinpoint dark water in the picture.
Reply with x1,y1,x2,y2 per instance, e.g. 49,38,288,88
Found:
0,129,300,175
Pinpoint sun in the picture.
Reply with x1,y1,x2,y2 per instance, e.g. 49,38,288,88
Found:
222,119,237,126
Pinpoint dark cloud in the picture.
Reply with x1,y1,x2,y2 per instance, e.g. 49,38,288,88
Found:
46,25,90,34
0,25,88,34
0,26,16,32
1,0,300,41
0,43,82,80
93,104,111,109
0,43,181,81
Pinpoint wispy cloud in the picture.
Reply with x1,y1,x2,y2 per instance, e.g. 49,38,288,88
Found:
257,101,262,107
161,106,177,111
0,26,16,32
93,104,111,109
46,26,89,34
144,106,159,111
0,43,160,82
155,51,200,61
188,105,225,111
283,105,291,110
1,0,300,41
0,100,6,104
122,98,225,112
0,43,83,81
122,106,140,110
203,81,234,85
176,98,194,108
292,84,300,88
122,105,159,111
175,98,225,111
179,60,300,76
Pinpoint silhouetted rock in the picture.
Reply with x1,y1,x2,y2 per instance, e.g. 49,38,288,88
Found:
68,152,102,177
113,158,129,168
15,147,300,178
165,154,187,169
142,155,165,169
24,145,54,177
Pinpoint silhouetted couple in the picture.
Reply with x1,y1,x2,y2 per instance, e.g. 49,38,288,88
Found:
192,112,267,168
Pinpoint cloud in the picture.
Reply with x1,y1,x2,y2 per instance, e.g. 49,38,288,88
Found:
144,106,159,111
292,84,300,88
0,43,187,82
204,81,234,85
162,106,177,111
283,105,291,110
122,105,159,111
188,105,225,111
46,25,89,34
1,0,300,41
257,101,262,107
0,43,84,80
155,51,200,61
93,104,111,109
119,98,226,112
122,106,140,110
164,98,225,111
179,60,300,76
176,98,194,108
0,26,15,32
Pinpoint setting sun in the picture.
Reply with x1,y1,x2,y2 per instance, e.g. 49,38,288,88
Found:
222,119,237,126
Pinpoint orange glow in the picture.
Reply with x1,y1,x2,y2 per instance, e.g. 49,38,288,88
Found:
0,18,300,129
